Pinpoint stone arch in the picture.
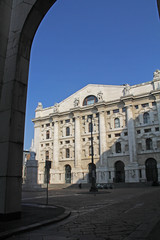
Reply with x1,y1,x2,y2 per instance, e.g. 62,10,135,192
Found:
115,161,125,183
145,158,158,182
65,164,72,184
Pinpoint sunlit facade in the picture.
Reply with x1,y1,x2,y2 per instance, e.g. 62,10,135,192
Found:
33,70,160,185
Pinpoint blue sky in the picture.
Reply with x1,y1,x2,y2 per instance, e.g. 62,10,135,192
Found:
24,0,160,150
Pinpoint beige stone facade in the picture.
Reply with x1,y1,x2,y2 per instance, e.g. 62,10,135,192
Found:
33,70,160,185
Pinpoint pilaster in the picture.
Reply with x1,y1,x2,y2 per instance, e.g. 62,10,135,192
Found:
74,113,81,167
53,118,59,169
98,108,107,166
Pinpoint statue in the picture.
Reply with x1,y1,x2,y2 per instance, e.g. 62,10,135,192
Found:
123,84,130,96
36,102,43,110
74,98,79,107
29,139,36,160
153,69,160,79
53,103,59,113
97,91,103,102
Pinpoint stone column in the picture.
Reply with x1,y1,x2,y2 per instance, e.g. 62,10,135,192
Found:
126,105,137,163
53,119,59,169
74,115,81,167
98,110,107,166
126,104,139,182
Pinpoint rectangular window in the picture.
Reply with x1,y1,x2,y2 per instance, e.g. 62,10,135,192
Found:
137,130,141,134
60,121,63,124
65,140,70,144
42,125,44,128
65,119,70,123
60,141,63,145
109,171,111,179
46,123,50,127
97,136,99,140
82,116,85,120
96,113,99,118
72,118,75,122
124,132,128,136
45,151,49,160
41,144,43,147
108,134,111,138
113,109,119,113
155,127,159,132
142,103,149,108
134,105,139,109
83,138,85,142
152,102,156,106
52,122,54,126
107,111,110,115
46,143,49,146
122,107,126,112
115,133,120,137
144,128,151,133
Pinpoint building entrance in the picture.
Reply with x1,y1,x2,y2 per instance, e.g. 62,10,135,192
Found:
115,161,125,183
65,165,71,183
145,158,158,182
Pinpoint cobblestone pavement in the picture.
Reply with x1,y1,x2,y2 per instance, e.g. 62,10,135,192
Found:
6,187,160,240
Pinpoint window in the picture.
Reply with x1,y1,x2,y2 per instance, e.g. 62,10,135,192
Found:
124,132,128,136
72,118,75,122
46,130,50,139
96,113,99,118
66,148,70,158
42,125,44,128
107,111,110,115
82,116,85,120
115,133,120,137
113,109,119,113
83,138,85,142
155,127,159,132
66,127,70,136
108,134,111,138
143,112,150,124
142,103,149,108
139,169,142,178
135,105,139,109
137,130,141,134
83,95,98,106
146,138,153,150
144,128,151,133
52,122,54,126
65,140,70,144
89,146,93,156
65,119,70,123
45,151,49,160
60,141,63,145
114,118,120,128
116,142,121,153
122,107,126,112
60,121,63,124
46,123,50,127
88,122,93,132
46,143,49,146
152,102,156,106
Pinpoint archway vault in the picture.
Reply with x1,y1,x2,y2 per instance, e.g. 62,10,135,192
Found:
0,0,159,218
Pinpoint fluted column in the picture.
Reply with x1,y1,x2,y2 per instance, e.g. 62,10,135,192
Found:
74,115,81,167
53,119,59,169
99,111,107,166
126,105,137,163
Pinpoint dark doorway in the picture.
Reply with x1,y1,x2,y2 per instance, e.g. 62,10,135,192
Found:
88,163,96,183
115,161,125,182
145,158,158,182
65,165,71,183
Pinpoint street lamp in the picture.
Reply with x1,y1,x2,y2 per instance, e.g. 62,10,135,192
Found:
88,114,98,192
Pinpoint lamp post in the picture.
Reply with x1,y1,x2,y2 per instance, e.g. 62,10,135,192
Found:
88,114,98,192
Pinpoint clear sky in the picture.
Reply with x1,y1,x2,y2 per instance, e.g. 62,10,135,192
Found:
24,0,160,150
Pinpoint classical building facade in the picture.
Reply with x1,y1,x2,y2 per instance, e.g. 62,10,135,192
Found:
33,70,160,185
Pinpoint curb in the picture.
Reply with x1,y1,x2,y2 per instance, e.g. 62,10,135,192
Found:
0,208,71,240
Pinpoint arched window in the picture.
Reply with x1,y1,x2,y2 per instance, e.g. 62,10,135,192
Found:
114,118,120,128
143,112,150,124
83,95,98,106
146,138,153,150
89,146,92,156
116,142,121,153
66,148,70,158
66,127,70,136
88,122,93,132
45,150,49,160
46,130,50,139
